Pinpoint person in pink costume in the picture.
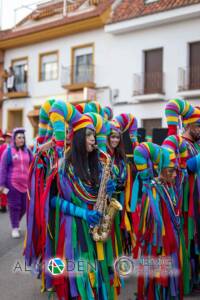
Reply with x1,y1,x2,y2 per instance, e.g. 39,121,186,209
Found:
0,128,33,238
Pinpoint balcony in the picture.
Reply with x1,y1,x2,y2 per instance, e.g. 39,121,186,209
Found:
3,80,29,99
133,71,165,102
178,66,200,98
61,64,96,91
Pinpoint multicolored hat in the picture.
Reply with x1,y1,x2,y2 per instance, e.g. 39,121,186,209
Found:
103,106,113,120
115,113,138,149
50,100,94,152
162,135,188,168
165,98,200,135
106,119,121,135
38,99,55,144
134,142,176,176
75,101,104,118
85,112,107,152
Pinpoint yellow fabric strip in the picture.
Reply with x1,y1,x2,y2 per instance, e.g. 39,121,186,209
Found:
96,242,104,261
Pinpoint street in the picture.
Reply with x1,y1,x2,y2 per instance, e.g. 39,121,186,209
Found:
0,212,199,300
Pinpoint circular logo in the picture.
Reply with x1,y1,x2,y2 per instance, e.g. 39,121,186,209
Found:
48,258,65,276
114,256,133,277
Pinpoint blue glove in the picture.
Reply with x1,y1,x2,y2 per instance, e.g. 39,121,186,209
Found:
85,210,102,226
187,154,200,173
106,179,117,197
50,196,102,226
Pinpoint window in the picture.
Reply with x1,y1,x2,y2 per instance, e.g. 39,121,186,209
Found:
39,51,58,81
142,118,162,137
144,48,163,94
7,109,23,131
72,45,94,84
189,42,200,90
12,57,28,92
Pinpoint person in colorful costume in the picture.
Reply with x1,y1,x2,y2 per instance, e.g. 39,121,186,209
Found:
25,100,122,300
132,140,188,300
165,99,200,294
0,128,33,238
106,119,127,256
106,113,138,255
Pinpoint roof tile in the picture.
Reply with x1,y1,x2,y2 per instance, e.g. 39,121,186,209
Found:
109,0,200,23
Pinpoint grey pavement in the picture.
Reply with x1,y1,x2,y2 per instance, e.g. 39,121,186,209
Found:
0,211,199,300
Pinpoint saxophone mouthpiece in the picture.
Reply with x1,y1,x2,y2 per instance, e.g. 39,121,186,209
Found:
92,144,98,150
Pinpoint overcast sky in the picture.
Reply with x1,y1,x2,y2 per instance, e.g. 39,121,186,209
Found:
0,0,50,29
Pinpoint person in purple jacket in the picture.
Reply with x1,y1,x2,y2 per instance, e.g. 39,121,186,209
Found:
0,128,33,238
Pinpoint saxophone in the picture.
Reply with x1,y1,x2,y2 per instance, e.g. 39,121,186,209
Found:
92,151,122,242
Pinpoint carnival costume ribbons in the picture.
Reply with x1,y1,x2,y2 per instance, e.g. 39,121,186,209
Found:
133,142,184,299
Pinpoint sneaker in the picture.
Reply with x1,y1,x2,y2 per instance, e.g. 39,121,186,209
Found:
11,228,20,239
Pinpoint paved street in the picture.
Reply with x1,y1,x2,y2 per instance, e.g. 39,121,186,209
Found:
0,211,199,300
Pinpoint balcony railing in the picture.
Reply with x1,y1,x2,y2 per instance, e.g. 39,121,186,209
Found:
178,66,200,91
3,79,29,99
133,71,165,96
61,64,95,90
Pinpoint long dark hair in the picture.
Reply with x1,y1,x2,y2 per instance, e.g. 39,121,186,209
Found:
66,128,99,185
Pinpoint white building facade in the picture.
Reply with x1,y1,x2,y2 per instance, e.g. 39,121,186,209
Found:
1,0,200,143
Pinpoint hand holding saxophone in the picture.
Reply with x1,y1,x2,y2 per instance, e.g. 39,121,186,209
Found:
106,179,117,197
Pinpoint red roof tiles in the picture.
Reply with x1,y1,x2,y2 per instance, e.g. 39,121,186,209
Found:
0,0,113,42
109,0,200,24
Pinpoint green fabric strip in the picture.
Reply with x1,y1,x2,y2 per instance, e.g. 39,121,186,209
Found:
100,260,112,299
180,230,190,295
72,217,77,249
105,239,114,268
114,213,123,256
183,182,189,212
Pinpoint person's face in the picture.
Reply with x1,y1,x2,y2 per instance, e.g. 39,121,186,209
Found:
187,123,200,142
159,167,177,184
85,128,96,153
15,133,25,148
109,132,120,150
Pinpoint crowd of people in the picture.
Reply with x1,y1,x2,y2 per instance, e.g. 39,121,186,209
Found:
0,98,200,299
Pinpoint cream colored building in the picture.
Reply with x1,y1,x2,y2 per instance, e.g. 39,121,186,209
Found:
0,0,200,143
